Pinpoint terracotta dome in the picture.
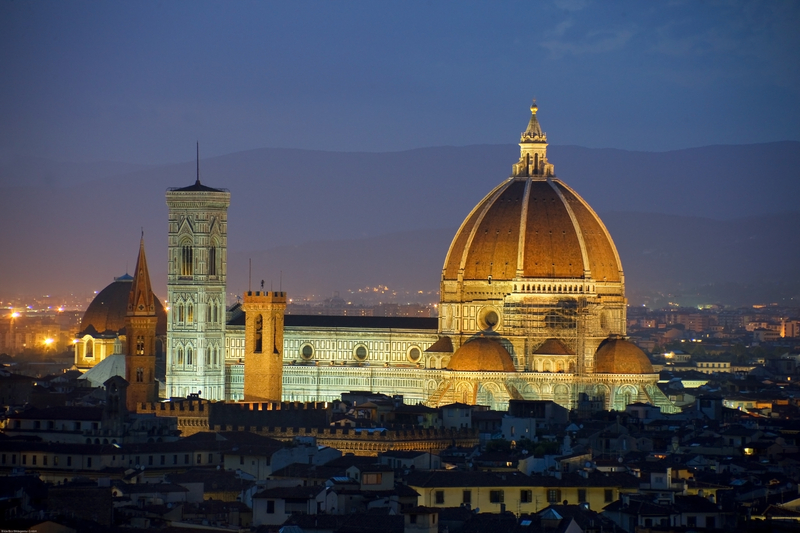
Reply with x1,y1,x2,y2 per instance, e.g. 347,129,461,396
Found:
80,274,166,336
447,337,516,372
594,336,654,374
442,105,621,285
443,178,621,283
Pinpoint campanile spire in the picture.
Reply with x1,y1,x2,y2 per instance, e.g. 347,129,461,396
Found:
125,235,159,409
128,235,155,316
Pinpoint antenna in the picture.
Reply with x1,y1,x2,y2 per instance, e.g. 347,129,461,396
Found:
280,270,282,292
248,258,252,292
195,142,200,184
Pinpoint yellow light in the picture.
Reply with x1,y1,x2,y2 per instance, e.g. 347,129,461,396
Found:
44,338,54,345
72,339,79,344
11,312,20,318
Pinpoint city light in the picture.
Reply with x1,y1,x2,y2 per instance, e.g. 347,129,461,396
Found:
11,312,20,318
44,338,54,345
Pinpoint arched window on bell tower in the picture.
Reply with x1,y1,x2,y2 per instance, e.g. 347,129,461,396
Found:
254,314,263,353
180,240,193,276
209,245,217,276
136,336,145,355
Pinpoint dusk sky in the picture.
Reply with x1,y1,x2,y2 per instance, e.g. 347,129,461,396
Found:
1,0,798,166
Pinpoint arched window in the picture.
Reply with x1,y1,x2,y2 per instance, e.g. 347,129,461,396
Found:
209,245,217,276
178,304,184,323
136,368,144,382
254,315,263,353
187,347,193,365
187,303,194,323
207,302,212,323
85,339,94,358
180,242,193,276
136,336,145,355
177,347,184,365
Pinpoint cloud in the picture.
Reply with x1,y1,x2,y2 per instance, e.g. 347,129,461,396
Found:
541,28,634,58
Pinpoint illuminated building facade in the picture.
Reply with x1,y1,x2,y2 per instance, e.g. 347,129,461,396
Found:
76,104,674,413
222,104,675,413
164,159,230,401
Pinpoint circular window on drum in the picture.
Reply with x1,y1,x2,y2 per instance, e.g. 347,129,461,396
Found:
353,344,368,362
407,346,422,363
300,343,314,360
478,306,501,331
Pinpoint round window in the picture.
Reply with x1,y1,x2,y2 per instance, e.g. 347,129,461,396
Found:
408,347,421,362
354,345,368,361
300,344,314,360
479,307,500,331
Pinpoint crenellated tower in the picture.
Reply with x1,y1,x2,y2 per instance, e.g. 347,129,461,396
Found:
165,146,230,400
125,236,159,409
241,290,286,401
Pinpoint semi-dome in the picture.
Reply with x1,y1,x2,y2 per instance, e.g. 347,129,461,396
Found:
442,104,622,285
80,274,166,336
594,336,654,374
447,337,516,372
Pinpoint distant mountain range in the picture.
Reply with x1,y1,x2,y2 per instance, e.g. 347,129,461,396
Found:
1,142,797,307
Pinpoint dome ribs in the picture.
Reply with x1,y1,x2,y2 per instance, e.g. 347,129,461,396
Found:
523,181,583,279
462,181,524,280
554,183,622,283
442,180,509,281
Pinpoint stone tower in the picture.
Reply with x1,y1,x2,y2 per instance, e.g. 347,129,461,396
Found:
125,236,159,409
241,290,286,401
165,147,230,401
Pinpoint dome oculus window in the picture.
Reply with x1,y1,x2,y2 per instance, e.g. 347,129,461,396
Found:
478,307,501,331
300,344,314,360
354,345,368,361
407,347,421,363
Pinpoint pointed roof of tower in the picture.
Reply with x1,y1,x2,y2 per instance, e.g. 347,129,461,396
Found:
171,143,227,192
520,100,546,142
128,235,157,317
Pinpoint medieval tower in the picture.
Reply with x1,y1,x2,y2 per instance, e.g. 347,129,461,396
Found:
241,290,286,401
165,148,230,401
125,236,159,409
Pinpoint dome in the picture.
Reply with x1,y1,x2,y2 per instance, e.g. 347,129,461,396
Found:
447,337,516,372
594,336,654,374
443,178,621,283
442,104,621,285
80,275,166,336
533,338,574,356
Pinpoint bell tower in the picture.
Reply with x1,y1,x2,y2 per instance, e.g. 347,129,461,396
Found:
241,290,286,401
125,236,159,409
165,145,230,400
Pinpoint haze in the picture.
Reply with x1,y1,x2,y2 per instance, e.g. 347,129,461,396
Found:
1,1,798,306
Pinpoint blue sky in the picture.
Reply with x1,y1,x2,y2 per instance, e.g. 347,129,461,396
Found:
1,0,798,164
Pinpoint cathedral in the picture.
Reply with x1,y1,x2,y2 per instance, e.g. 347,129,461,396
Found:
76,104,676,413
